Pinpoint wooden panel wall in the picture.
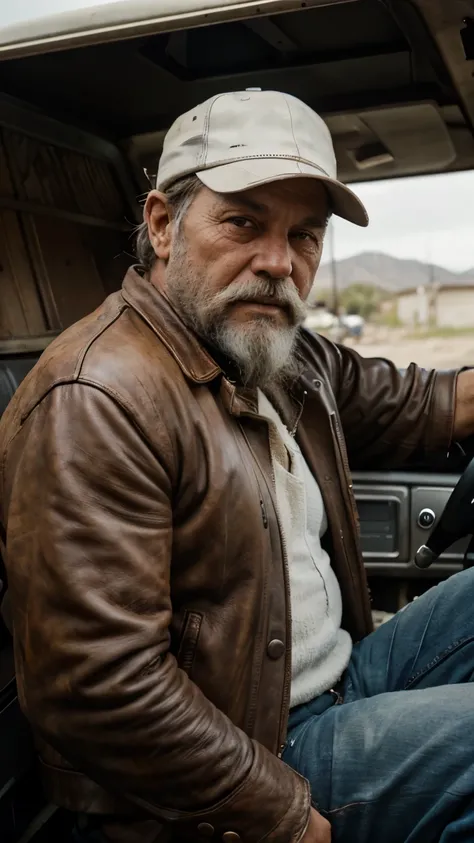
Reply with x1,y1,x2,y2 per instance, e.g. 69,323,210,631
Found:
0,126,134,343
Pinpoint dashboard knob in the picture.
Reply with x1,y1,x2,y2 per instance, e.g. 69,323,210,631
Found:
414,544,437,569
417,508,436,529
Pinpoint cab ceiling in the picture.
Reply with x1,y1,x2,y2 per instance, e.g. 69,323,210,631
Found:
0,0,473,183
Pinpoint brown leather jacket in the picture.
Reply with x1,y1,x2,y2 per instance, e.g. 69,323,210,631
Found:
0,269,458,843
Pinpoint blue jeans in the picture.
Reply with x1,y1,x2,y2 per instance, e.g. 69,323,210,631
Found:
283,567,474,842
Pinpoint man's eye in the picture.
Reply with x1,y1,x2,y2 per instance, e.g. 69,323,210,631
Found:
228,217,253,228
293,230,316,242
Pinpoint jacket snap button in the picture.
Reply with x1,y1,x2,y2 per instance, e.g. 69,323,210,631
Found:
198,823,215,837
267,638,285,659
222,833,241,843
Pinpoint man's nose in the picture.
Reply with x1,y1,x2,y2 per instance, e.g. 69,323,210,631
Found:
250,235,293,280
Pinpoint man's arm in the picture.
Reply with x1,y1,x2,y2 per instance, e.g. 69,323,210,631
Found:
4,383,310,843
313,337,460,469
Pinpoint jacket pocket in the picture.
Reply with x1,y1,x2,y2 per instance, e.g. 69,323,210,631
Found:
176,611,203,676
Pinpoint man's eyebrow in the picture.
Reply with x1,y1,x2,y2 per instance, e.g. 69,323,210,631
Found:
298,214,328,229
222,195,268,214
221,196,327,227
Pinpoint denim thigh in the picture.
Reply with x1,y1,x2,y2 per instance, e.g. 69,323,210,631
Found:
284,569,474,842
347,567,474,700
284,683,474,842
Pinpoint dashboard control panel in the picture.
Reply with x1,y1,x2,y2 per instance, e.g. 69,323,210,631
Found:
352,472,469,576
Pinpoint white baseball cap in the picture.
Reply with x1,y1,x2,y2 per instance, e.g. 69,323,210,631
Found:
157,89,368,227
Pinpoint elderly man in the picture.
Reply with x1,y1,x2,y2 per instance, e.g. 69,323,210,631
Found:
2,89,474,843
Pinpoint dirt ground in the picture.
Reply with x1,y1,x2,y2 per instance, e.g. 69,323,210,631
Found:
347,328,474,369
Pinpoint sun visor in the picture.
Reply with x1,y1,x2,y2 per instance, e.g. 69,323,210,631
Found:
327,102,456,182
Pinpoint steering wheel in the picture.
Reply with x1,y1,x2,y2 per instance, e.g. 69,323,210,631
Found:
415,456,474,569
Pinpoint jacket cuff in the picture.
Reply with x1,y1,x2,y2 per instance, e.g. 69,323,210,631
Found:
425,369,459,453
170,741,311,843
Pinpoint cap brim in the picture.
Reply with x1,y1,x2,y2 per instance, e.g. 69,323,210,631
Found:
196,158,369,227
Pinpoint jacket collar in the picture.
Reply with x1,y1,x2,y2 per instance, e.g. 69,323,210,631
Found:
121,267,221,384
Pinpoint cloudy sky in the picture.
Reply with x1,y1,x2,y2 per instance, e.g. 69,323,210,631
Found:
327,169,474,274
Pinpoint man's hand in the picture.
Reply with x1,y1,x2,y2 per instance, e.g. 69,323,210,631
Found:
301,807,331,843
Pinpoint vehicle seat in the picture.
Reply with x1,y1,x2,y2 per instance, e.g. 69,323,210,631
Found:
0,355,40,630
0,353,42,835
0,355,40,419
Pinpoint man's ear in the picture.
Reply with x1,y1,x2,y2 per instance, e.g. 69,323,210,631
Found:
144,190,173,260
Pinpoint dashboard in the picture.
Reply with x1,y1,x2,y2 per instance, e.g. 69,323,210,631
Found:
354,472,467,579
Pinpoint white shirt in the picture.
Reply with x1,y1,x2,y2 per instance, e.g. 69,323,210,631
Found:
258,390,352,707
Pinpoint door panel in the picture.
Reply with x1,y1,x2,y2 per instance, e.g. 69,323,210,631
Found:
0,103,139,347
27,214,107,328
0,211,47,339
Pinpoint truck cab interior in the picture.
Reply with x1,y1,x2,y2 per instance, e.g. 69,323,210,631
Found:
1,0,474,839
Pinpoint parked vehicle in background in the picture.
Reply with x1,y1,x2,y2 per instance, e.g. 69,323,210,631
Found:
304,301,346,341
304,304,365,343
340,312,365,340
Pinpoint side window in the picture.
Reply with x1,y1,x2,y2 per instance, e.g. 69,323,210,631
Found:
305,171,474,371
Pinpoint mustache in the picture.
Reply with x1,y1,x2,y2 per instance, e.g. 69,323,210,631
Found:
208,277,307,324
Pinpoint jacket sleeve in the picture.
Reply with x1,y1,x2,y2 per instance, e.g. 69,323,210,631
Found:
327,341,459,469
5,383,310,843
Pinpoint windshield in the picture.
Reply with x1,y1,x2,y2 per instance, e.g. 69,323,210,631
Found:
309,169,474,370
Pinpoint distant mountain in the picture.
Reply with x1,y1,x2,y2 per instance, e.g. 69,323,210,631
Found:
315,252,474,295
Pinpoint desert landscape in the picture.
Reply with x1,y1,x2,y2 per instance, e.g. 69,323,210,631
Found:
315,251,474,370
353,327,474,369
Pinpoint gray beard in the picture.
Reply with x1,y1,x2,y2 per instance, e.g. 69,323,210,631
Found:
164,235,308,389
